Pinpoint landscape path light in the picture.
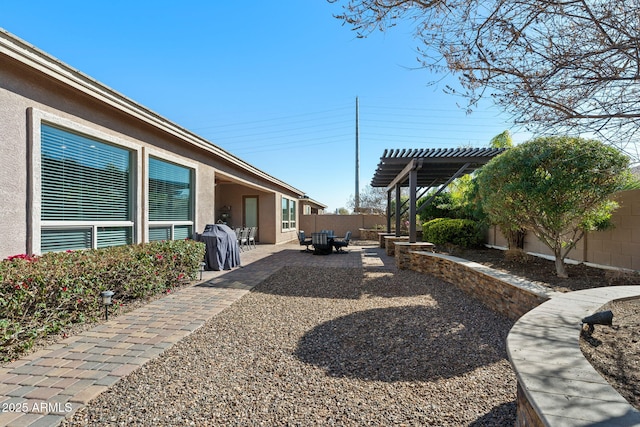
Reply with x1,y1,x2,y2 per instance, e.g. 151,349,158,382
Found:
582,310,614,334
101,290,115,321
199,261,206,280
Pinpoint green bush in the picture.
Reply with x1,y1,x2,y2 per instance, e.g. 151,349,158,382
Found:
0,239,205,361
422,218,483,248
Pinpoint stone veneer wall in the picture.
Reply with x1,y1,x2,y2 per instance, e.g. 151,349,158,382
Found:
384,236,410,256
394,242,435,270
406,250,554,425
407,250,552,320
515,383,544,427
405,250,640,426
378,233,395,248
358,229,383,241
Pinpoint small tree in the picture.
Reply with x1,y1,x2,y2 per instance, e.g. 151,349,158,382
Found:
477,136,631,278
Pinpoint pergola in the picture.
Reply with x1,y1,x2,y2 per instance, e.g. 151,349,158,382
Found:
371,147,506,242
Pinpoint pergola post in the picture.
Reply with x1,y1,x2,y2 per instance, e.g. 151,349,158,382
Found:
395,183,401,237
409,168,417,243
386,189,392,233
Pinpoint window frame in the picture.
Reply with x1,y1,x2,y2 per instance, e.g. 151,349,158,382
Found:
28,108,143,254
281,196,297,231
144,148,197,242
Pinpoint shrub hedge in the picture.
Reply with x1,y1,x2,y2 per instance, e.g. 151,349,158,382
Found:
422,218,483,248
0,239,205,361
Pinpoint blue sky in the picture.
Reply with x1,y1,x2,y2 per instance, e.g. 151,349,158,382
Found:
3,1,528,212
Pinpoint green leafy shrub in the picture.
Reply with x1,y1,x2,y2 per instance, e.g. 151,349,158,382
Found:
422,218,483,248
0,239,205,361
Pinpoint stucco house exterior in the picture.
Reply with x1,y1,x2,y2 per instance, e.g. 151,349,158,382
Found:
299,196,326,215
0,29,313,259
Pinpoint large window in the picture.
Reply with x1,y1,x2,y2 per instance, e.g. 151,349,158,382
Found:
40,124,134,252
148,157,193,241
281,197,296,230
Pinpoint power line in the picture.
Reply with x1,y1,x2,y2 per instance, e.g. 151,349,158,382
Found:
187,101,523,155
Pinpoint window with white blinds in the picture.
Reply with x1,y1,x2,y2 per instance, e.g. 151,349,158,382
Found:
41,124,131,221
148,157,193,240
40,124,134,252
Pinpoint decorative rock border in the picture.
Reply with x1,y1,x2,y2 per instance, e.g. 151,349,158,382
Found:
400,248,640,426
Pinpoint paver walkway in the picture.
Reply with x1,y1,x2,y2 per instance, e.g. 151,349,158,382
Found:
0,242,389,427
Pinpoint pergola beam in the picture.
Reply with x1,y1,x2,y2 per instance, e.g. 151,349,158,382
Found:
385,158,423,192
371,147,507,243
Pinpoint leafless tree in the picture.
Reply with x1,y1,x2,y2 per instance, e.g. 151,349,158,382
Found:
347,185,389,214
330,0,640,161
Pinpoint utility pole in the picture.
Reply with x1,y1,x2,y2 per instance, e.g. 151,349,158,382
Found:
355,96,360,212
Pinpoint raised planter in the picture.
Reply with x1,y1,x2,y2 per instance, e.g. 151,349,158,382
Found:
408,250,555,319
508,288,640,426
405,249,640,426
394,242,435,270
384,236,409,256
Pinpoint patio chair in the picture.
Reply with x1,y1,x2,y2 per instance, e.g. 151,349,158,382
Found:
312,232,332,255
333,231,352,253
297,230,313,252
248,226,257,249
234,228,242,249
239,227,250,251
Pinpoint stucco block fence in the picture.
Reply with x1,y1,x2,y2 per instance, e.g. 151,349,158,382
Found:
389,245,640,426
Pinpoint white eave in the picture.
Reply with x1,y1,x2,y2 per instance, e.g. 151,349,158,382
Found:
0,28,304,196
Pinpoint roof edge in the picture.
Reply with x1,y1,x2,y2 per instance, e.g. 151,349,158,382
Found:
0,28,305,196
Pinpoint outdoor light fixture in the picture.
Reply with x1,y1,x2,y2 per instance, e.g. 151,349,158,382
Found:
581,310,613,334
199,261,206,280
101,290,114,321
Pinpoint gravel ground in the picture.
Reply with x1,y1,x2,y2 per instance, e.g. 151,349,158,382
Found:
62,264,517,426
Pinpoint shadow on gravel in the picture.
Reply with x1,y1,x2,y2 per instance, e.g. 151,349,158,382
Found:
252,266,445,300
469,402,517,426
295,305,509,382
250,266,366,299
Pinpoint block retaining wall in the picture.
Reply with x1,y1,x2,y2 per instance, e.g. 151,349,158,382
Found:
394,242,435,270
384,236,410,256
405,250,558,425
406,250,555,321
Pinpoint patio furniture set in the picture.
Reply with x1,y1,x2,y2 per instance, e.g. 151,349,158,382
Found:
235,226,258,251
298,230,352,255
